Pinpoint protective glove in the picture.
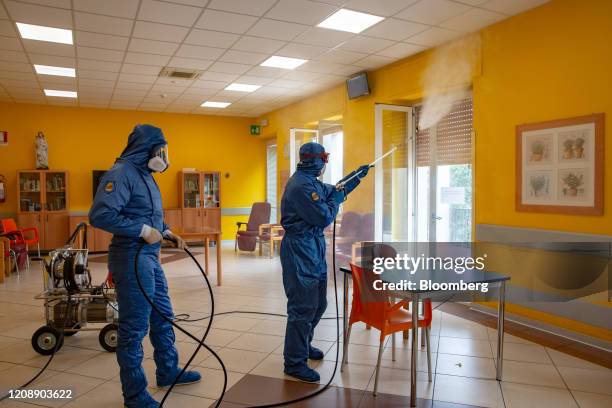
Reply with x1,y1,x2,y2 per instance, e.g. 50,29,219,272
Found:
163,230,188,249
342,164,370,195
356,164,370,179
141,225,163,244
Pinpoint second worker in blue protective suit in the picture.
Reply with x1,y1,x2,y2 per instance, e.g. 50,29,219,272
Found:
89,125,199,408
280,142,369,383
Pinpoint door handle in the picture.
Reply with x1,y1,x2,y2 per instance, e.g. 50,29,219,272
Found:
432,213,442,221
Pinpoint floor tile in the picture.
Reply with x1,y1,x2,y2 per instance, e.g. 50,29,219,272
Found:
438,337,493,358
226,333,283,353
436,353,496,379
23,346,101,371
24,371,105,407
546,348,609,371
492,341,552,364
502,382,578,408
434,374,504,408
365,366,434,399
501,360,566,388
62,380,125,408
557,366,612,395
151,390,215,408
572,390,612,408
198,348,269,374
65,352,120,380
213,316,260,332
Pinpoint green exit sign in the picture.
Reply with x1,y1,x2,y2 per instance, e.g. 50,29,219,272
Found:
250,125,261,136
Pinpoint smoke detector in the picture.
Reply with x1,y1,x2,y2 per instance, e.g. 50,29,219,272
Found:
158,67,203,80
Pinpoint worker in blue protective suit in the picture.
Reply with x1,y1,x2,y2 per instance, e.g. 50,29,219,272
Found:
89,125,200,408
280,142,369,383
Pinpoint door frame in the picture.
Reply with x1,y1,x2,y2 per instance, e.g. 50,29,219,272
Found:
374,103,416,242
289,128,319,176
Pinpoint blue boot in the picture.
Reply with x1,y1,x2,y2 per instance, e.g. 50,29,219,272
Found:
308,346,324,360
284,365,320,383
157,369,202,388
124,391,159,408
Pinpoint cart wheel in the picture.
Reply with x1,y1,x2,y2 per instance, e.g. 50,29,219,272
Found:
31,326,64,356
63,324,81,337
99,324,118,352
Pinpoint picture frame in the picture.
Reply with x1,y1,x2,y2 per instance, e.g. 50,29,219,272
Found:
516,113,604,215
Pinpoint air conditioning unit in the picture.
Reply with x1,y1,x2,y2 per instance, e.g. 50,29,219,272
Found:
158,67,203,80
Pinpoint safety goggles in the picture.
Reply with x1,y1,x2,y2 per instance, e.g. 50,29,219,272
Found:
299,152,329,163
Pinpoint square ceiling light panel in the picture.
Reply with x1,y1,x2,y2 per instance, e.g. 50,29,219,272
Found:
34,64,76,77
260,56,307,70
225,83,261,92
317,9,384,34
201,101,231,108
16,22,73,44
44,89,77,98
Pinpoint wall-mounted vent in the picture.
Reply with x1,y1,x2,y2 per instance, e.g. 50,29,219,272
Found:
158,67,203,80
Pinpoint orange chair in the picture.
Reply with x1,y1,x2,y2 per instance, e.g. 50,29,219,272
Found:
1,218,40,267
343,263,433,395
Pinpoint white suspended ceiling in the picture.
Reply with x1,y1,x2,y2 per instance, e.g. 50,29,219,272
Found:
0,0,549,117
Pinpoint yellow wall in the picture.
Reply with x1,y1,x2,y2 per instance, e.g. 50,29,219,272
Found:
0,103,266,239
261,0,612,235
258,0,612,336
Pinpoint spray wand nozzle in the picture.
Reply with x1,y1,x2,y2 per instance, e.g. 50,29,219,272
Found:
335,146,397,190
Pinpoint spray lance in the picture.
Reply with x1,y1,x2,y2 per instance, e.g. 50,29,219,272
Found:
335,146,398,191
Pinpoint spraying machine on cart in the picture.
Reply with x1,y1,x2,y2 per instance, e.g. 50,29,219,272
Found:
31,223,119,355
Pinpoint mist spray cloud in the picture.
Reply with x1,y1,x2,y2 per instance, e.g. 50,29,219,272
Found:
419,35,480,130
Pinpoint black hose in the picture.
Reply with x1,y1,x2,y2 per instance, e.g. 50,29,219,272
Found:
135,218,343,407
250,219,341,408
133,244,227,407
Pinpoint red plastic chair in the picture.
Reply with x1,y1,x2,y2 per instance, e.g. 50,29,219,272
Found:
1,218,40,267
343,262,433,395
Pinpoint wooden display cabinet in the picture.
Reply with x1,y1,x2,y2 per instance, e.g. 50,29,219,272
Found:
17,170,69,250
178,171,221,234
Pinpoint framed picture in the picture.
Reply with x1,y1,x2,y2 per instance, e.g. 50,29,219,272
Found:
516,113,604,215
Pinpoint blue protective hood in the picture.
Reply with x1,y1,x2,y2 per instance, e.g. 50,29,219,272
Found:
297,142,326,176
119,125,167,170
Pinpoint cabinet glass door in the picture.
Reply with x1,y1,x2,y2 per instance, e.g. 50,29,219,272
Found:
183,172,200,208
45,172,67,211
203,173,219,208
19,172,43,212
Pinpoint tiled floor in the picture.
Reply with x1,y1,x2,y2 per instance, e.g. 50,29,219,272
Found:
0,245,610,407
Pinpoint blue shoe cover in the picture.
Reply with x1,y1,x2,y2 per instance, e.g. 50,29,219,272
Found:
284,365,320,383
308,347,324,360
124,391,159,408
157,369,202,388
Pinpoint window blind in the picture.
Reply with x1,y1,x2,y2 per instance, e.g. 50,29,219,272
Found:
415,98,473,166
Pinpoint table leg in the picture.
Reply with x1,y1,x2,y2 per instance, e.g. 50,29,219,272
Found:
216,233,222,286
204,238,210,276
496,281,506,381
342,272,349,362
410,293,419,407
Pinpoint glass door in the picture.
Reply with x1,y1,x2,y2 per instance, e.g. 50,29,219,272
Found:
183,172,201,208
415,98,473,242
45,172,67,212
374,104,415,242
289,128,319,175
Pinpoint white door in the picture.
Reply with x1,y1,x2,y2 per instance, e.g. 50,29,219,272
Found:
266,143,277,223
415,98,474,242
289,128,319,175
374,104,415,242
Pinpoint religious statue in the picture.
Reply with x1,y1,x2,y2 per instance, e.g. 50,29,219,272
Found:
35,131,49,169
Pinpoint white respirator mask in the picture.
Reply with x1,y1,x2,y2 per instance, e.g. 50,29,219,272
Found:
148,145,170,173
